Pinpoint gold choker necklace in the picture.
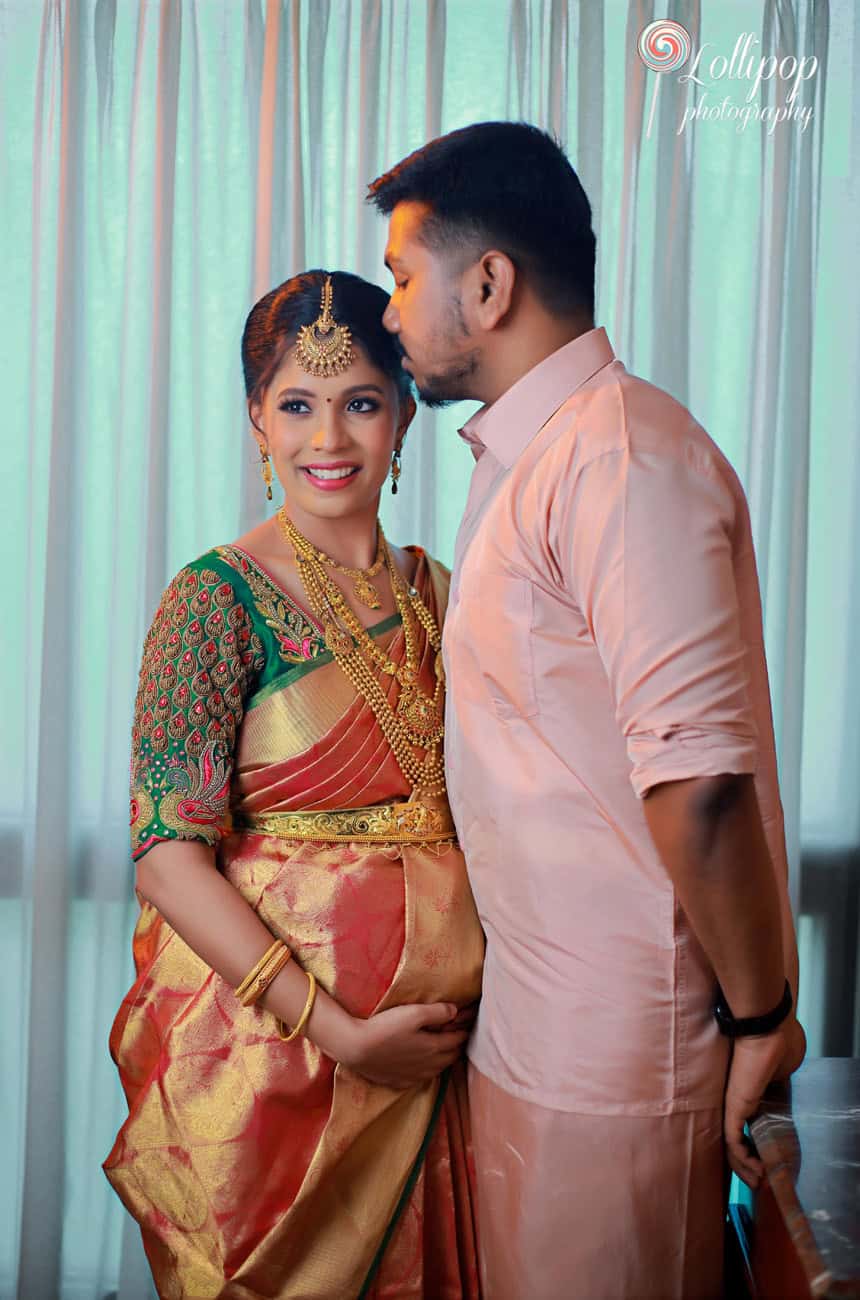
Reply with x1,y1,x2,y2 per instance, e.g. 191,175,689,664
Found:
308,534,384,610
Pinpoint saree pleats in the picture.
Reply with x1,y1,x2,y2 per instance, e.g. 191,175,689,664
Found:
104,553,484,1299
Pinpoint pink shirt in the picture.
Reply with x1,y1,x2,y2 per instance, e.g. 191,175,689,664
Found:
443,328,790,1115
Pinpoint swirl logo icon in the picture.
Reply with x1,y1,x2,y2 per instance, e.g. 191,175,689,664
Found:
638,20,692,74
638,20,692,138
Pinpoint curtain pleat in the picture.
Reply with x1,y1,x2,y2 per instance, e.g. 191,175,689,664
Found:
18,0,86,1291
744,0,828,906
648,0,700,405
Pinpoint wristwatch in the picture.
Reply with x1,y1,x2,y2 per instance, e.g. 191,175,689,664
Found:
714,979,793,1038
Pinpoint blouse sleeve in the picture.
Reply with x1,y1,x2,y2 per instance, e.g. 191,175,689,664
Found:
129,561,265,860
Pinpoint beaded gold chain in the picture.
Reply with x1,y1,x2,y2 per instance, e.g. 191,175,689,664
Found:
276,509,447,796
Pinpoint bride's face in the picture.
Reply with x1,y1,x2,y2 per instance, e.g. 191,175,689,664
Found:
251,342,414,524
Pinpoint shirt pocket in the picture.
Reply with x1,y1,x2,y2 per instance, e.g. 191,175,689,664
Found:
458,572,539,721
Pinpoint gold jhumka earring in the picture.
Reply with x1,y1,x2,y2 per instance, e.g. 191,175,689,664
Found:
294,276,354,378
390,448,402,495
259,449,273,501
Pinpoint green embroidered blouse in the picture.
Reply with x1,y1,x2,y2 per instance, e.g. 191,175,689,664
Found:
129,545,400,861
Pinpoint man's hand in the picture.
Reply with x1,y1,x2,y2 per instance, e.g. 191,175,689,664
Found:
724,1018,805,1186
773,1016,807,1081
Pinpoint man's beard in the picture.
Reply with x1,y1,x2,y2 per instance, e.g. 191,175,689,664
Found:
414,348,480,408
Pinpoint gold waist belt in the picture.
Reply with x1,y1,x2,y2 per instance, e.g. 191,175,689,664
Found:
237,800,456,845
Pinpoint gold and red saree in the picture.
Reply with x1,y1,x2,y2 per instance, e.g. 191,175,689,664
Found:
104,546,484,1299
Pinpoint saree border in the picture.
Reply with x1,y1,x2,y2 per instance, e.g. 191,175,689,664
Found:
357,1068,452,1299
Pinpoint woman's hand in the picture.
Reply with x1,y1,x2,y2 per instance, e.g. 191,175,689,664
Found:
424,999,480,1034
340,1002,471,1089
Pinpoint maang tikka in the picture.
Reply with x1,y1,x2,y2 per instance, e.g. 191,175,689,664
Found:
294,275,354,378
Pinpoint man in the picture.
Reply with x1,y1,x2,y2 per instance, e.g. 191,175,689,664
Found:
368,121,805,1299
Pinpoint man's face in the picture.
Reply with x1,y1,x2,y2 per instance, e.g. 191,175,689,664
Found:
382,201,480,406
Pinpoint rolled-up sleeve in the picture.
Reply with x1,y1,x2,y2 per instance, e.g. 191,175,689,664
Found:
560,444,759,797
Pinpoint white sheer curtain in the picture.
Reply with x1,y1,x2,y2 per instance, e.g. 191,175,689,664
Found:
2,1,856,1295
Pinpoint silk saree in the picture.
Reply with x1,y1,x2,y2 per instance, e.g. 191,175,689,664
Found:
104,546,484,1300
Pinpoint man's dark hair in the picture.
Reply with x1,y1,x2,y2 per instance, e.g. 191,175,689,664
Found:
368,121,596,319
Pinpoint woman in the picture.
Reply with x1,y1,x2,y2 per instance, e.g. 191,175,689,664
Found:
104,270,485,1299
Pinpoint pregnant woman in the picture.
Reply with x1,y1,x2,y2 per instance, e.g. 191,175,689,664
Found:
104,270,484,1299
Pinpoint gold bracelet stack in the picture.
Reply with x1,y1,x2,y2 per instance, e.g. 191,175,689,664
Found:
278,971,318,1042
235,939,292,1007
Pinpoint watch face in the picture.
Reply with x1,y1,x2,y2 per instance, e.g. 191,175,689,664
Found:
714,1001,736,1037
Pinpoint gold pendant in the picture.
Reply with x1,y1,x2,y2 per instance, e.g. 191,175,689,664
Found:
325,622,354,656
434,654,445,684
352,573,381,610
397,686,441,737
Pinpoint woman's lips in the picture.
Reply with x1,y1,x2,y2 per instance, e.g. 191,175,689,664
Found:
300,464,361,492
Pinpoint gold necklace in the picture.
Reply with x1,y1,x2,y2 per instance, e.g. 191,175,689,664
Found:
313,534,385,610
276,509,447,796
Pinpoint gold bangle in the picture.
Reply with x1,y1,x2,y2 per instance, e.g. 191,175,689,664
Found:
235,939,290,1005
235,939,282,1001
238,944,292,1007
278,971,317,1043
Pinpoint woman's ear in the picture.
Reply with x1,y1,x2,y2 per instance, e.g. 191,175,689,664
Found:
249,397,265,438
396,393,417,447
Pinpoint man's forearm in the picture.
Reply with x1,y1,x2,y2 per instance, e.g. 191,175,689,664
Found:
643,773,786,1018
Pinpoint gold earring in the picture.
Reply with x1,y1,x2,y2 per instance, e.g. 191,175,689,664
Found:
390,448,402,495
260,449,273,501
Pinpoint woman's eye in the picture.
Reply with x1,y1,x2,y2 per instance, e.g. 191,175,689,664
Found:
279,399,310,414
347,397,380,414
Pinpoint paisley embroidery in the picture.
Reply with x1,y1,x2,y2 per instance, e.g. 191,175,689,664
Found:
216,545,323,665
130,559,265,859
130,786,155,841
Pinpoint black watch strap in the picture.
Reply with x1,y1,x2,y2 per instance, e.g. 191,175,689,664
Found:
714,979,793,1038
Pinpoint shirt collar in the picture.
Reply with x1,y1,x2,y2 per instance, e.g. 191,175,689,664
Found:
458,327,615,468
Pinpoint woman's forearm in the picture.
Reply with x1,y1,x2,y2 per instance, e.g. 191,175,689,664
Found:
136,840,358,1060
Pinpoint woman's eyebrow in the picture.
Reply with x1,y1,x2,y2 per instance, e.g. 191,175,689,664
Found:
275,383,386,401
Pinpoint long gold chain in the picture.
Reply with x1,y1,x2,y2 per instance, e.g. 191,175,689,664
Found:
276,509,447,796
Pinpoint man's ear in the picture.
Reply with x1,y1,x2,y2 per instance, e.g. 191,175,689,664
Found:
469,249,516,330
396,393,417,446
